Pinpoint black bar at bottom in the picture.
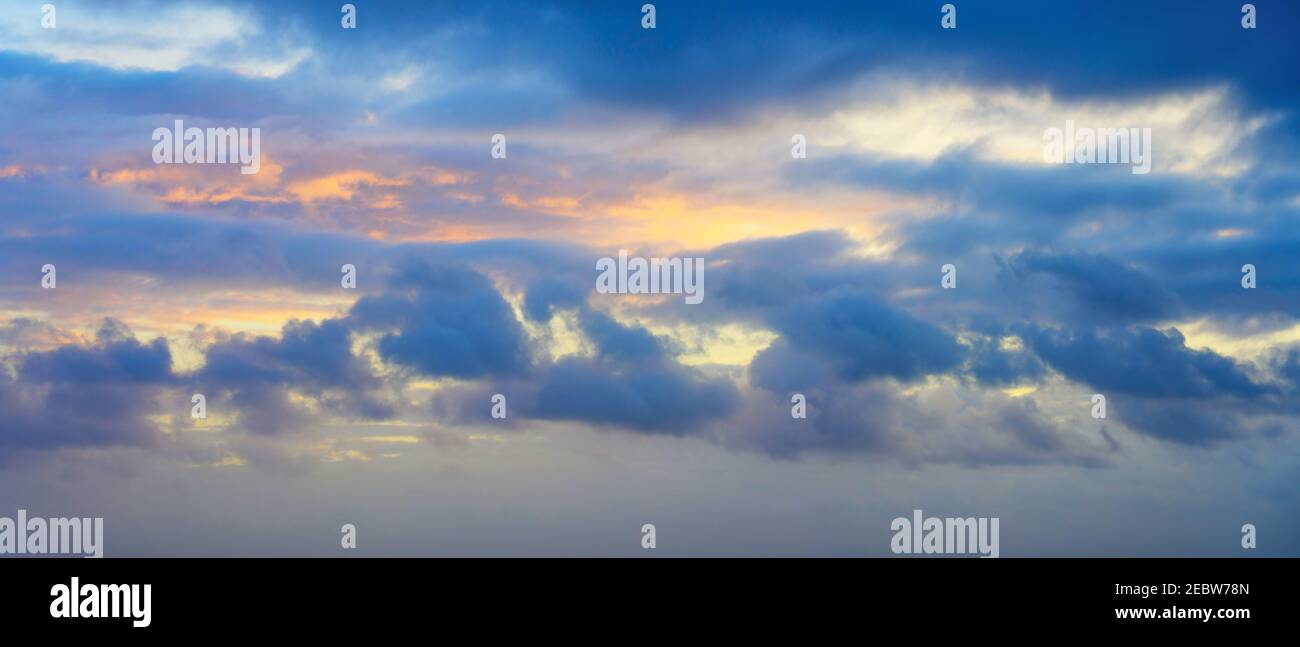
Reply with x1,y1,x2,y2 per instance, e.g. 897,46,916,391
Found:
0,557,1289,636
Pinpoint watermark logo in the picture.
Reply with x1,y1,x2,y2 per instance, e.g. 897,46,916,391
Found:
152,120,261,174
890,509,999,558
1091,394,1107,419
50,577,150,628
596,250,704,305
0,510,103,558
1043,120,1151,175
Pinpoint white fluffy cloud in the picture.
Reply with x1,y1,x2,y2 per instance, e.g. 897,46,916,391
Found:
0,1,311,77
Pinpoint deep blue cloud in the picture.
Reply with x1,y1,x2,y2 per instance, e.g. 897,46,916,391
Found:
747,339,836,395
1,320,171,456
962,333,1047,388
999,249,1184,325
21,322,174,385
767,290,964,383
577,309,667,363
0,53,294,122
349,261,532,379
1022,325,1274,400
526,357,738,434
523,276,588,322
201,319,369,388
1103,395,1256,446
240,0,1300,139
196,318,394,434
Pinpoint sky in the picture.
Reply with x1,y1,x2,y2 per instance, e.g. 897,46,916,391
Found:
0,0,1298,556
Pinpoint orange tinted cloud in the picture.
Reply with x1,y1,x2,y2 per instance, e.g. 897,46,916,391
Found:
288,170,408,203
0,164,47,179
90,156,288,205
88,158,468,213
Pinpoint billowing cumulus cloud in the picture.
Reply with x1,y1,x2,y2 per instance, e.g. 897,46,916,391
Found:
1024,326,1273,401
196,318,395,434
766,290,964,383
349,262,533,379
1,320,171,460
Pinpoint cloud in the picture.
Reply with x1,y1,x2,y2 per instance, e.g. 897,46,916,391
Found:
349,261,532,379
766,290,964,383
0,1,311,77
746,339,836,395
717,380,1111,466
20,318,174,385
525,357,739,434
523,276,588,322
0,320,171,458
962,332,1047,388
577,309,668,363
0,0,1296,479
196,318,393,433
201,319,363,387
999,249,1183,325
1023,326,1273,400
1015,325,1293,445
278,0,1300,132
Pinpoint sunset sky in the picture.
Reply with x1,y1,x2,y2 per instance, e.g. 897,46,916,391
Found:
1,0,1298,556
